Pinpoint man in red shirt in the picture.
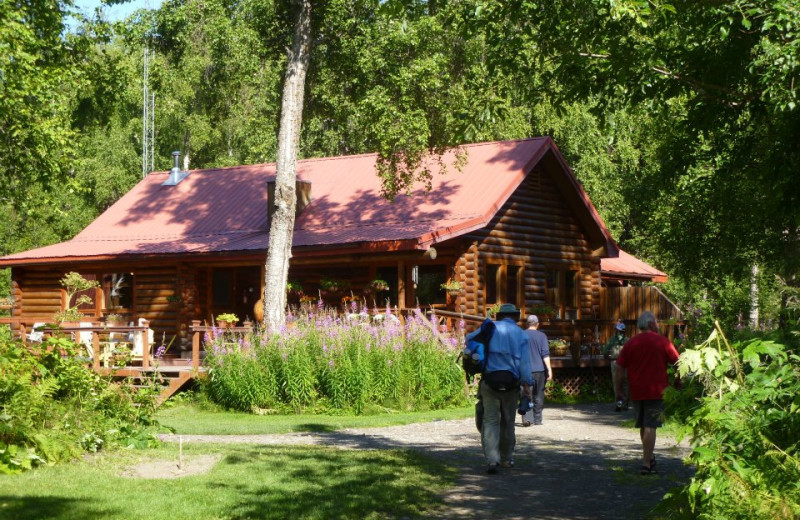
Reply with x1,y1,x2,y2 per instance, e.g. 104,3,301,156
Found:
616,311,680,475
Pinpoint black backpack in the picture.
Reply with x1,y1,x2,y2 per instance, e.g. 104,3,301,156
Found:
460,319,495,383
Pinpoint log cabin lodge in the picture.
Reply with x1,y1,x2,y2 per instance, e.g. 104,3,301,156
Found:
0,138,680,395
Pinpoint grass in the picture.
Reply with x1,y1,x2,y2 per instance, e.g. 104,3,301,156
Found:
156,403,475,435
0,443,457,520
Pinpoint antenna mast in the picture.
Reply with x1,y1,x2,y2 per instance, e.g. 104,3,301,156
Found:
142,0,156,178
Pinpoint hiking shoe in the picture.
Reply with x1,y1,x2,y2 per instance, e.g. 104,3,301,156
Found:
501,459,515,468
521,420,531,427
487,464,499,475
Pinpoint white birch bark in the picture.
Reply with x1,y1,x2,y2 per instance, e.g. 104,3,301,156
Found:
749,263,759,328
263,0,312,332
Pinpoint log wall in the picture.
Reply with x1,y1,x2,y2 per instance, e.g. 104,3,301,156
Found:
457,165,602,319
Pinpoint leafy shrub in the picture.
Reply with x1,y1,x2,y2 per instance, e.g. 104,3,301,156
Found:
0,327,160,473
659,324,800,519
202,306,469,414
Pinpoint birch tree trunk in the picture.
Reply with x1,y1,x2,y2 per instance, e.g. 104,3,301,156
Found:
749,263,759,329
263,0,312,332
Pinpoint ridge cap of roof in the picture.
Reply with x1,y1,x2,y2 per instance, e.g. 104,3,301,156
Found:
145,138,550,176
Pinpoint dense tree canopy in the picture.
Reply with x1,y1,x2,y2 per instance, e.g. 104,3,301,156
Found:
2,0,799,329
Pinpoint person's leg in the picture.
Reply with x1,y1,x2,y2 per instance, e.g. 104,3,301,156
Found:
498,389,518,465
480,383,502,468
611,362,623,409
532,371,547,424
621,368,630,409
641,427,657,468
638,400,664,473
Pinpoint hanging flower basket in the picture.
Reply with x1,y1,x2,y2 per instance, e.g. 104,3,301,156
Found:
369,279,390,292
440,280,463,295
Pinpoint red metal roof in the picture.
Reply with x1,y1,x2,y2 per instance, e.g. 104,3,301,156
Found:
0,138,618,266
601,249,668,283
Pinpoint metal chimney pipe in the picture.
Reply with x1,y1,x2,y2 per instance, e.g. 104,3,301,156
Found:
162,150,189,186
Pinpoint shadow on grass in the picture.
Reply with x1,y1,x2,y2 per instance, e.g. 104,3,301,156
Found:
0,496,118,520
214,446,455,520
293,423,339,433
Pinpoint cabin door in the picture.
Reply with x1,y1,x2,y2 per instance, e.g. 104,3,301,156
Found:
210,266,262,323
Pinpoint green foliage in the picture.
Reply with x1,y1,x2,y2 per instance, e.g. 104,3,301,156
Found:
52,272,100,323
659,323,800,518
202,307,468,414
0,330,160,474
215,313,239,324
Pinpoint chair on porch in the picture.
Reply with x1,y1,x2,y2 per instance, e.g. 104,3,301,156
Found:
26,322,46,343
78,322,112,367
129,318,155,361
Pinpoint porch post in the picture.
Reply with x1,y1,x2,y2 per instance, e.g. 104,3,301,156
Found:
92,332,100,371
192,320,201,371
141,319,150,369
397,261,405,309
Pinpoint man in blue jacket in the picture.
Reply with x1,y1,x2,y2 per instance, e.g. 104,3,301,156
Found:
472,303,533,474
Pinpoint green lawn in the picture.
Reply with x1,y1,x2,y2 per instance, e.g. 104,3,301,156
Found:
0,443,457,520
156,404,474,435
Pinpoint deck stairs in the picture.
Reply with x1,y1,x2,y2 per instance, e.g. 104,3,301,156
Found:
99,354,203,405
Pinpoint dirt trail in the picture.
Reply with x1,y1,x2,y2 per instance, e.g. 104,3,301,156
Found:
160,402,694,519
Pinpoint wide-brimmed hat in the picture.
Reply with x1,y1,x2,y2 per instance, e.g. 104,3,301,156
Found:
495,303,521,319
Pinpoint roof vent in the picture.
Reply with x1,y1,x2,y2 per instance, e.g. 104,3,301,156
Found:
162,151,189,186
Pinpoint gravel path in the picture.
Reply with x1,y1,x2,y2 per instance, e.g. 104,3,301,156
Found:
160,402,694,519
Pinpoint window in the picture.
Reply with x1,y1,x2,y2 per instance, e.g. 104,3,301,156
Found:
415,265,447,306
102,273,133,310
545,267,580,319
484,262,524,311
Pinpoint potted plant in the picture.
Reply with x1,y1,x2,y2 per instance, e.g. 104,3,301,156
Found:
216,313,239,328
105,313,126,326
529,304,556,320
548,339,569,356
286,281,303,295
52,272,100,325
369,279,390,292
440,279,464,295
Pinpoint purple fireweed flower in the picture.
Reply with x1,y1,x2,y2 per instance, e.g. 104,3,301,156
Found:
243,339,251,350
458,319,466,330
155,345,166,358
323,344,328,352
203,331,211,344
351,300,357,312
449,337,458,348
328,359,335,368
317,299,324,309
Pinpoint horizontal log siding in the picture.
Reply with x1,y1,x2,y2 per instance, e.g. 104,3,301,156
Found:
134,267,179,343
15,268,63,319
462,168,600,318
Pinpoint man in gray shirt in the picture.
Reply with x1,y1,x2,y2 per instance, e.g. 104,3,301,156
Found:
523,315,553,426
